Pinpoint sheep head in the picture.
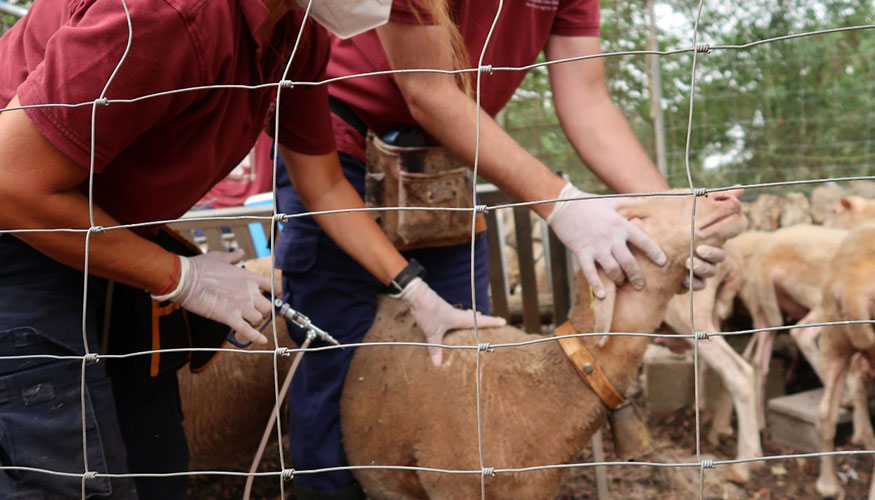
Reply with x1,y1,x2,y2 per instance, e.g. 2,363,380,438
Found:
615,188,746,270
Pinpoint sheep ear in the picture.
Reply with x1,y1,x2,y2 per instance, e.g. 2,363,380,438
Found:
837,196,865,213
594,280,617,347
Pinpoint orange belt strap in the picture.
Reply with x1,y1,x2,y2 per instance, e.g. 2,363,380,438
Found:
555,321,625,410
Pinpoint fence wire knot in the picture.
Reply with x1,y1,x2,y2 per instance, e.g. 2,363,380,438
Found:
273,213,287,223
275,347,292,357
83,471,98,480
281,468,295,481
695,43,712,54
94,97,109,107
475,204,489,214
692,187,708,197
84,353,100,364
700,458,715,469
694,331,710,340
280,80,294,89
478,342,493,352
479,64,494,75
482,467,495,477
88,225,106,234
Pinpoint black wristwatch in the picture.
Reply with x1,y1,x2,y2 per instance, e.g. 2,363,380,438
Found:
385,259,426,295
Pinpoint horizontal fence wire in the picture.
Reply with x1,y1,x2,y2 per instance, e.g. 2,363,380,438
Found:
1,0,874,498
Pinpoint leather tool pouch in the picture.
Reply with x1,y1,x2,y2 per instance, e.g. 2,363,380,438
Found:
365,132,476,250
106,226,229,396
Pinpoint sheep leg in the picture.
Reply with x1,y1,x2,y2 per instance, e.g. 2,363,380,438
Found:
752,330,777,431
790,309,825,383
696,337,762,483
848,354,875,448
708,381,735,444
816,355,851,499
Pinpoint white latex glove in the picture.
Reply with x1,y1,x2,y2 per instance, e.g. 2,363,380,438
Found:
682,245,726,291
152,250,273,345
395,277,506,366
546,183,667,299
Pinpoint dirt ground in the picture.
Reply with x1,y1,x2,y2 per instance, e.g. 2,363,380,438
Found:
188,398,875,499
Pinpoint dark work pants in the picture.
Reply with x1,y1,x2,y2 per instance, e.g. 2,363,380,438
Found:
0,235,188,500
276,152,490,492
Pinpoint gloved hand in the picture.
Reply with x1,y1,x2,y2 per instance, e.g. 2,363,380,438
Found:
546,183,667,299
395,277,506,366
152,250,273,344
682,245,726,291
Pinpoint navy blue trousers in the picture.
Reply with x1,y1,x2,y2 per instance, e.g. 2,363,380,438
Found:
0,235,188,500
275,152,490,491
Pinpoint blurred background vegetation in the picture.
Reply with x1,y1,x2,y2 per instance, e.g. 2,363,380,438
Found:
503,0,874,192
2,0,873,194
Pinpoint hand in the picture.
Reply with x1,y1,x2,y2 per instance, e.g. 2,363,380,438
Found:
396,277,506,366
682,245,726,291
546,183,667,299
152,250,273,344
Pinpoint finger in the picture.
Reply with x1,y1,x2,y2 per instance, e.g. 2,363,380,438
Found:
695,245,726,264
229,317,268,345
474,312,507,328
246,271,274,292
595,251,624,285
427,345,443,367
681,274,706,291
242,305,265,327
686,256,718,278
612,243,644,290
578,255,606,300
252,292,273,316
626,224,667,266
222,249,247,265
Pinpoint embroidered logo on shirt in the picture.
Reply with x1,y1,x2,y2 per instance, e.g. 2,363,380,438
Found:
526,0,559,10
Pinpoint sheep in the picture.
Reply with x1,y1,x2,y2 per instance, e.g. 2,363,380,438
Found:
661,242,761,484
178,257,293,471
815,225,875,499
339,189,746,500
734,225,849,427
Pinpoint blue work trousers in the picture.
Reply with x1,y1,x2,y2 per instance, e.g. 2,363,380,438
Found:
0,235,188,499
275,152,490,491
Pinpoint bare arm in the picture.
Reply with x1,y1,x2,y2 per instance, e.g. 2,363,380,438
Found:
0,96,175,292
376,22,565,218
546,35,668,192
279,147,406,284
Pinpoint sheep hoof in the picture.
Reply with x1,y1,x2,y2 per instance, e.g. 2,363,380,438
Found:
815,476,843,499
727,464,750,485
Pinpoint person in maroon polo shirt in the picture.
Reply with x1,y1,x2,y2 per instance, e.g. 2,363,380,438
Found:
0,0,501,499
274,0,726,497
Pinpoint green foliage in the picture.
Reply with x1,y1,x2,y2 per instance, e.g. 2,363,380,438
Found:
502,0,875,191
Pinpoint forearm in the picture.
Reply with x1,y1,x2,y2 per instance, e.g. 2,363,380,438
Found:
558,97,668,193
1,189,175,292
0,97,175,292
406,86,565,218
281,148,406,284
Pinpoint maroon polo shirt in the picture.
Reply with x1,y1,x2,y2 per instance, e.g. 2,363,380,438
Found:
327,0,600,162
0,0,335,228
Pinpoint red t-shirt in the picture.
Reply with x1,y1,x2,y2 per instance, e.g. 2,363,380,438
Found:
194,132,274,209
0,0,335,227
327,0,600,161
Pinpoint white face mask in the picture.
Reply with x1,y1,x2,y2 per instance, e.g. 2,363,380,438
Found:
298,0,392,40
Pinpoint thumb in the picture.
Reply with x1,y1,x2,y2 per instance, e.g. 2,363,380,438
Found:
221,249,247,265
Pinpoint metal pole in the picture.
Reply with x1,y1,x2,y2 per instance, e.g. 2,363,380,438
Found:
647,0,668,180
0,2,28,18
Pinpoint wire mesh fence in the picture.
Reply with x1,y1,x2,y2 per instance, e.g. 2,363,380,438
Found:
0,0,874,499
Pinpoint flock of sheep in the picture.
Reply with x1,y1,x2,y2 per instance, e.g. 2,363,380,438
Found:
177,183,874,499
